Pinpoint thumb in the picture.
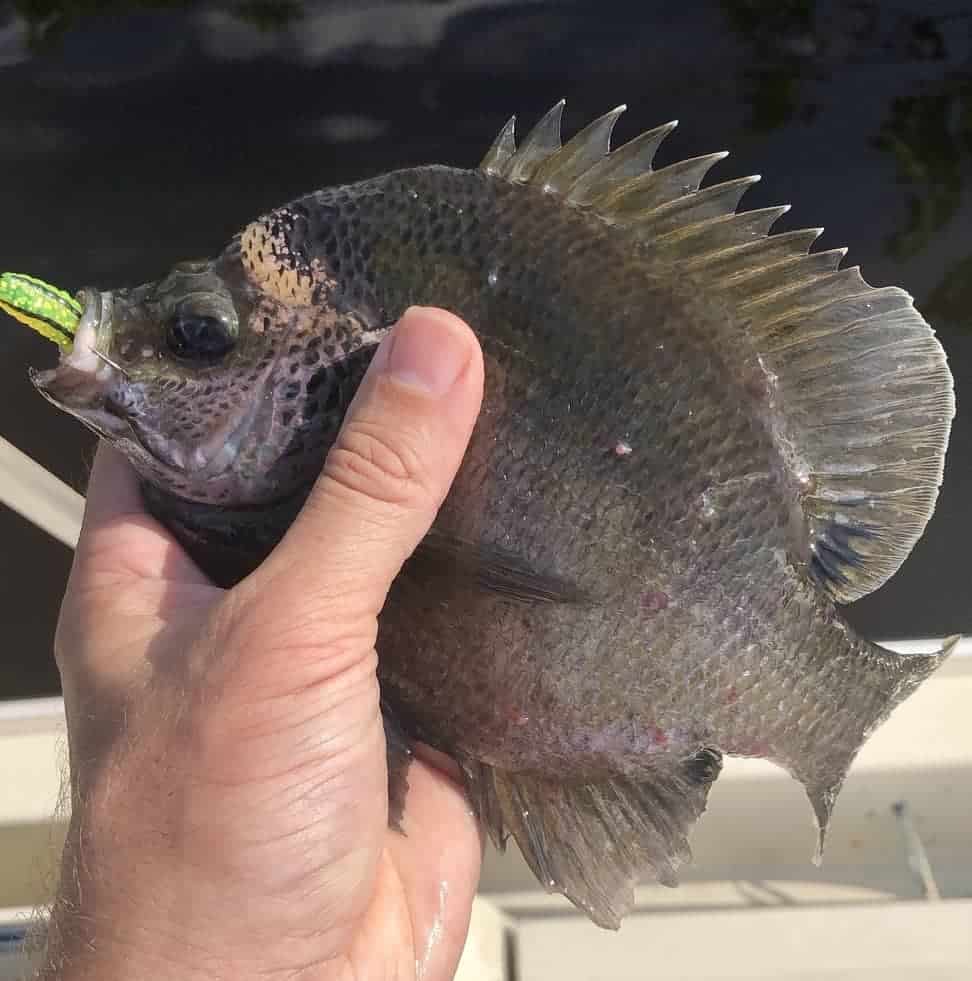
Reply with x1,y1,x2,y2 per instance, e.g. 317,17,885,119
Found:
243,305,484,627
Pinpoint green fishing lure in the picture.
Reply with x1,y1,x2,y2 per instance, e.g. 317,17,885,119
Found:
0,271,81,348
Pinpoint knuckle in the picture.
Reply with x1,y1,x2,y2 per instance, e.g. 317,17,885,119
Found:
323,417,435,511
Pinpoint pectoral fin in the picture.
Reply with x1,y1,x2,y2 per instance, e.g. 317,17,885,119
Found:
407,527,587,605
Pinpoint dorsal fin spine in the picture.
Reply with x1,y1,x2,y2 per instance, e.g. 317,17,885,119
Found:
506,100,564,183
481,116,517,175
682,227,824,273
532,105,626,193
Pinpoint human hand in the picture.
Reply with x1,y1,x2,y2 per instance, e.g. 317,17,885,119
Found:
42,307,485,981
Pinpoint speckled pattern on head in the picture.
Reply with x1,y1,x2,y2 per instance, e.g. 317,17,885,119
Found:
27,103,956,928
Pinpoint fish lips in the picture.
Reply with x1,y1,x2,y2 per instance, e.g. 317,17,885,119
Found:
31,361,132,441
30,288,133,442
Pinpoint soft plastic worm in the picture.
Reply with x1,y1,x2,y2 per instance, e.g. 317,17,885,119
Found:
0,271,81,348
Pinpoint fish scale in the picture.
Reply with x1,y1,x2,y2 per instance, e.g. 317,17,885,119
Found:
10,102,956,929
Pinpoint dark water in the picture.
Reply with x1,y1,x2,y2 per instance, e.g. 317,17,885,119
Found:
1,0,970,698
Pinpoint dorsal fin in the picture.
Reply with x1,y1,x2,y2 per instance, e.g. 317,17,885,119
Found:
480,103,955,603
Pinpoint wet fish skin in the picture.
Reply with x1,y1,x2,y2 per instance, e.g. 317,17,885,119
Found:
26,108,955,927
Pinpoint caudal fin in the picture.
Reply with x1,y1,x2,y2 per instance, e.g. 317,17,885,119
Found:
795,635,960,863
462,748,722,928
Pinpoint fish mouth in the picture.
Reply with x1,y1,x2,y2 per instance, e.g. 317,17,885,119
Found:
30,289,132,442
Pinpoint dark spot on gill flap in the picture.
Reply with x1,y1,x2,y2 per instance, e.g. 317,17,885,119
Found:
406,527,588,605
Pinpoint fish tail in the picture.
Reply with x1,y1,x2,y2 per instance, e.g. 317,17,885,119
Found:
793,634,959,864
460,747,723,928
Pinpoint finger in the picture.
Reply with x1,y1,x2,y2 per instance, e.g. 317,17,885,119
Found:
58,444,215,699
81,441,144,531
387,759,483,981
75,442,211,585
245,306,484,620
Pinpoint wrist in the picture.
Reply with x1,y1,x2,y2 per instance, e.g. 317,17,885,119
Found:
40,735,379,981
36,899,208,981
36,914,352,981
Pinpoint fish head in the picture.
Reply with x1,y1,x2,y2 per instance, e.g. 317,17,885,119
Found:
30,245,366,507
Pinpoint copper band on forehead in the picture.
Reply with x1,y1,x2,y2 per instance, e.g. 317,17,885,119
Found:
240,216,316,308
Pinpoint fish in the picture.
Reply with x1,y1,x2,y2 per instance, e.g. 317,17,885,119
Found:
20,102,957,928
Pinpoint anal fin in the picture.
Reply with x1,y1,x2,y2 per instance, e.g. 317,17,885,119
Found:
462,749,722,928
382,702,414,831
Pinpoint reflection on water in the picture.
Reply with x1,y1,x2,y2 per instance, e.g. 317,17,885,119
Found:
724,1,972,297
1,0,970,697
877,75,972,265
11,1,301,50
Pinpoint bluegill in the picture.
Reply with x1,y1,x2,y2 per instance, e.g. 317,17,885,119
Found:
25,103,956,927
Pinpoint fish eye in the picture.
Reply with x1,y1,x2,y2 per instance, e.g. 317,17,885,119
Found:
164,311,235,363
